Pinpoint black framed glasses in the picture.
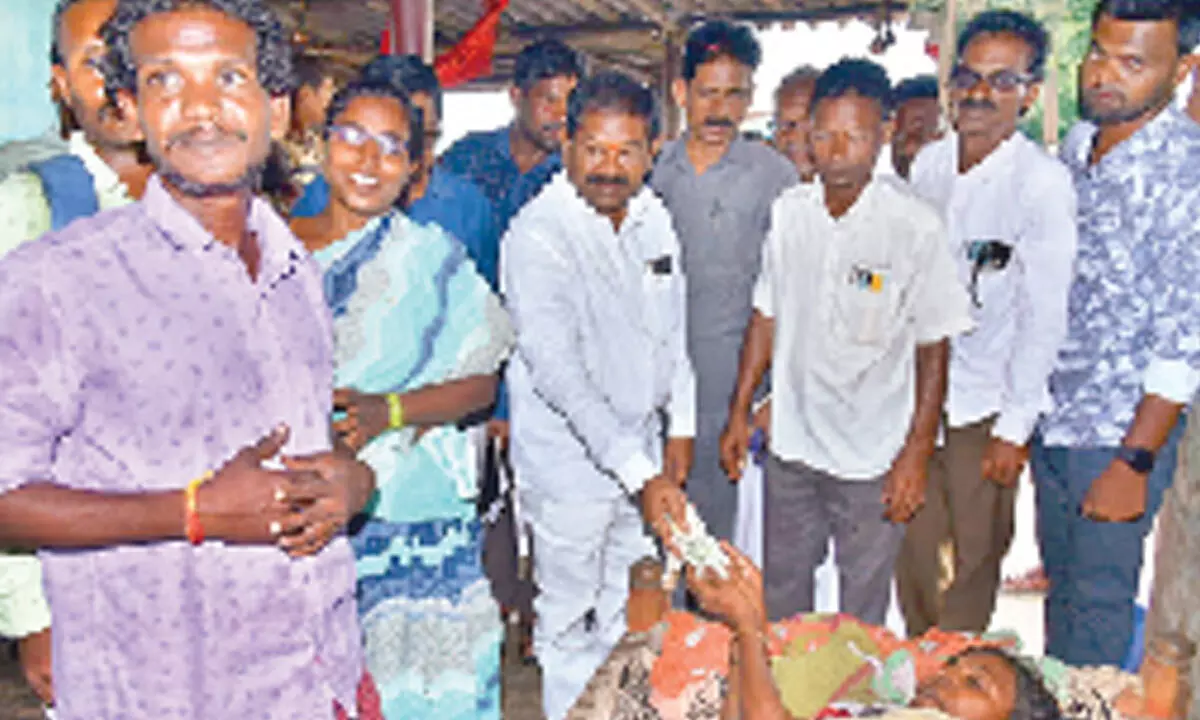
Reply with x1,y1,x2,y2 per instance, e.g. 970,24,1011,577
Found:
950,65,1033,93
327,123,409,159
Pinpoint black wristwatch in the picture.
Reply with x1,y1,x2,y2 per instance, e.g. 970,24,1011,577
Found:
1116,446,1156,475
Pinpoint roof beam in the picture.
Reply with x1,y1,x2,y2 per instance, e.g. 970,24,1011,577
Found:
510,19,660,38
506,4,890,39
616,0,672,26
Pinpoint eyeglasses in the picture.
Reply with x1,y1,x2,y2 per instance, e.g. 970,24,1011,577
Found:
327,123,409,159
949,65,1033,93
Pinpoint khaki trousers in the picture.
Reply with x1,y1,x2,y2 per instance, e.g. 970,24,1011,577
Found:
896,417,1016,635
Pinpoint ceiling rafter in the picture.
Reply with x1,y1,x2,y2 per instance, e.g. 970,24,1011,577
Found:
271,0,891,87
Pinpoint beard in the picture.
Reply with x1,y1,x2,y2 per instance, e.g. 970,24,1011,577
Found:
1081,79,1175,125
156,164,265,198
147,124,266,198
148,145,265,198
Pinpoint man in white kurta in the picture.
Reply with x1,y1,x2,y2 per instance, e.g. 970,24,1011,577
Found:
503,73,696,720
898,10,1078,636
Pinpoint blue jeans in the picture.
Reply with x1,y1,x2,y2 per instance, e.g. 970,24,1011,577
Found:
1031,421,1184,666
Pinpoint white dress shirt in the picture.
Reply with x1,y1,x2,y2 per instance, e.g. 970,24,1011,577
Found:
910,132,1078,445
503,172,696,500
753,176,973,480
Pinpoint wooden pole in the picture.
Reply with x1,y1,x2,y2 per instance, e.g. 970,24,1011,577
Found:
1043,60,1059,149
389,0,434,61
661,26,682,140
937,0,958,122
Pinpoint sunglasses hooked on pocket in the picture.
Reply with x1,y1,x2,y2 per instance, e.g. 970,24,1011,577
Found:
966,240,1012,307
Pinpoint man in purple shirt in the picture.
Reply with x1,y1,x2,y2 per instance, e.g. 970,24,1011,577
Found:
0,1,377,718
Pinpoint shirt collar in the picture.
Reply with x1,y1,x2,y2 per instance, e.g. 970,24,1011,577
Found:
550,170,653,231
142,175,305,281
491,125,516,162
666,135,751,174
495,124,562,176
68,131,127,198
1065,106,1188,171
830,177,881,224
953,130,1021,181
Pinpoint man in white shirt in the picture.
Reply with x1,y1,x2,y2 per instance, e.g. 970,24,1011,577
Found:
898,9,1078,636
503,72,693,720
721,58,973,624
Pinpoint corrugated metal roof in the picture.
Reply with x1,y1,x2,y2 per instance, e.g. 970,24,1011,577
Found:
270,0,894,85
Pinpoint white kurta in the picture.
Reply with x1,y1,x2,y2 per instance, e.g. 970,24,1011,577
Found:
503,172,696,719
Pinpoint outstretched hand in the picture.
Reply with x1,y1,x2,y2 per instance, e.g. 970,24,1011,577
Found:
687,542,767,634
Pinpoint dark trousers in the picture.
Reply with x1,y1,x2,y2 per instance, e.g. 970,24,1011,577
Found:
763,454,903,625
897,417,1016,635
1032,421,1183,666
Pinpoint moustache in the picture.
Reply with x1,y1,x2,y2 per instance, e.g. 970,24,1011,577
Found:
1084,85,1124,100
167,125,247,150
958,98,997,112
541,123,565,134
585,174,629,187
703,117,735,129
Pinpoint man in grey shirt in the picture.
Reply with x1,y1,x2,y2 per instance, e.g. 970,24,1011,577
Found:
651,19,797,543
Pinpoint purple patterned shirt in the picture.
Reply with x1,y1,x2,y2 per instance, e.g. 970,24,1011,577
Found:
0,177,361,719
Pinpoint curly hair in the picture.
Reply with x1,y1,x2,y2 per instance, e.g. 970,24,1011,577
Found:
513,38,584,92
359,54,443,120
957,10,1050,80
957,648,1064,720
101,0,294,97
324,78,423,164
566,71,660,141
812,57,892,116
1094,0,1200,53
682,19,762,81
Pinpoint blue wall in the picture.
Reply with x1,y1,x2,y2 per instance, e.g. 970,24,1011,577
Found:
0,0,59,143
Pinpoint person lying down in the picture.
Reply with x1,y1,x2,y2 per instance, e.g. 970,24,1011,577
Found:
683,544,1064,720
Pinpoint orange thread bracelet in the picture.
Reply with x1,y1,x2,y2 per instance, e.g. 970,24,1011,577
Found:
185,471,213,545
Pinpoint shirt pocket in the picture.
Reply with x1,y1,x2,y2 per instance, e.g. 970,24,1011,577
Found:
962,238,1016,309
832,261,900,347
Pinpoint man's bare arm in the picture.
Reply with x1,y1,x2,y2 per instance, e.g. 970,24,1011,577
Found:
0,484,186,549
0,427,294,550
728,311,775,421
906,340,949,456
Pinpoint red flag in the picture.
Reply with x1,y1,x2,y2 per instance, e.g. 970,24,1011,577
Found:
434,0,509,87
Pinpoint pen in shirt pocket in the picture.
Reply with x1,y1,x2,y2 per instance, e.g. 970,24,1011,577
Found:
849,265,886,293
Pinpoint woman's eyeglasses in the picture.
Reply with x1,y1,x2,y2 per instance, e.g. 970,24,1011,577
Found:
327,123,409,159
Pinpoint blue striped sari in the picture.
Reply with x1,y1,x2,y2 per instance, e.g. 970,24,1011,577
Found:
314,211,510,720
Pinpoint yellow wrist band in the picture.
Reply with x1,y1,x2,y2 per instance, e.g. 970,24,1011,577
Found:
386,392,405,430
185,470,213,545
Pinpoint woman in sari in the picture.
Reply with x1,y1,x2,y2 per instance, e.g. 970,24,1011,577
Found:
682,544,1063,720
291,77,513,720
